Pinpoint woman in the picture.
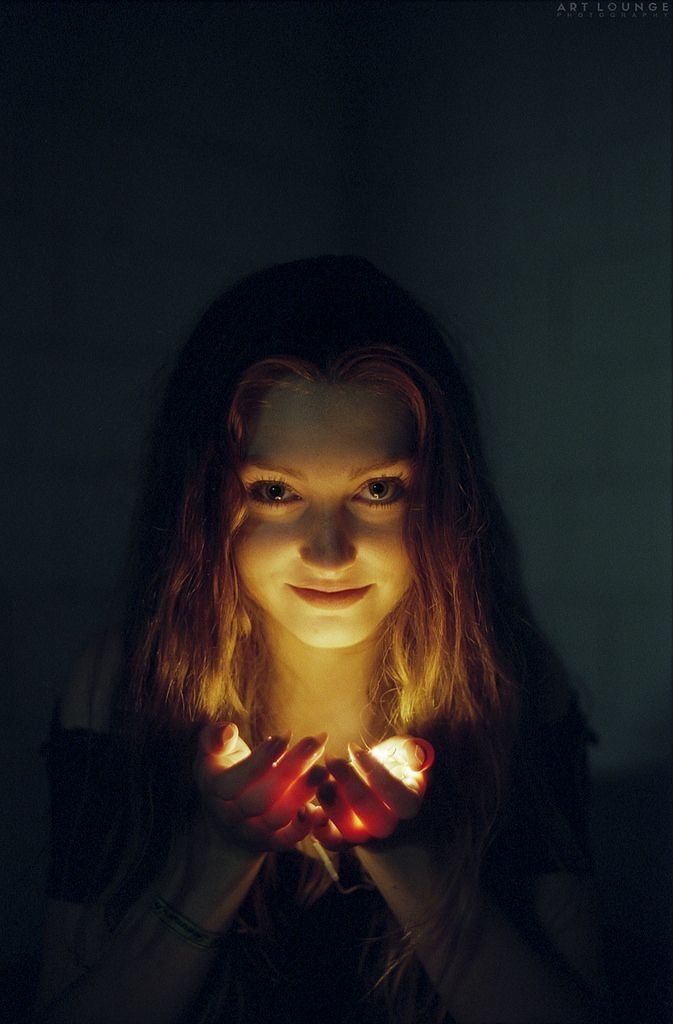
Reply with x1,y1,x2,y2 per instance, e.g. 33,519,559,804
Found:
36,256,608,1023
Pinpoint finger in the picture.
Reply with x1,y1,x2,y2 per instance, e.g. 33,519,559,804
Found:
317,780,370,845
305,802,330,831
198,723,246,768
237,734,327,818
199,723,255,771
267,808,313,851
199,721,238,754
194,724,250,788
258,763,328,831
410,737,435,772
326,758,398,840
349,746,424,819
373,735,435,773
234,807,311,853
209,734,291,800
311,814,347,852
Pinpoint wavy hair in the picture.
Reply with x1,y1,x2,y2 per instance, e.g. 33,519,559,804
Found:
102,256,568,1022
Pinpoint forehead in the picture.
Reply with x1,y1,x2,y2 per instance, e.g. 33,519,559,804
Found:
244,381,415,465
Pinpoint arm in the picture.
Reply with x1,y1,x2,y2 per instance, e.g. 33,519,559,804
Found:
35,645,328,1024
35,837,265,1024
316,738,609,1023
36,727,327,1024
356,843,610,1024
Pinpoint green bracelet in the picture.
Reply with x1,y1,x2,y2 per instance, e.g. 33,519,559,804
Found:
151,896,223,951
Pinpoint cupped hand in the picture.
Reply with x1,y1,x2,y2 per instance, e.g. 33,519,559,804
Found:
194,723,329,853
312,736,434,850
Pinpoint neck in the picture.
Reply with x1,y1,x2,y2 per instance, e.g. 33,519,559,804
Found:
265,624,379,759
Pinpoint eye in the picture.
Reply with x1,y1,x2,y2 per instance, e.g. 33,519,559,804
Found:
356,477,406,507
247,480,301,506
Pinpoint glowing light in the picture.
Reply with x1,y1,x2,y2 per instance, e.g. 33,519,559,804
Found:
368,738,434,788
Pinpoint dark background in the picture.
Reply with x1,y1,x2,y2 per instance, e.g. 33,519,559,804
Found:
1,1,670,1019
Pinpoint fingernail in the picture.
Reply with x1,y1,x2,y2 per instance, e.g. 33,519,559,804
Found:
414,739,435,771
299,732,328,756
267,735,289,758
326,758,348,780
403,741,426,768
318,782,336,806
298,736,319,755
307,764,327,787
221,723,236,744
349,743,372,765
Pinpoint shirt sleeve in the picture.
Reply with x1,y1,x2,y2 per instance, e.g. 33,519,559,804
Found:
483,693,597,890
41,713,126,903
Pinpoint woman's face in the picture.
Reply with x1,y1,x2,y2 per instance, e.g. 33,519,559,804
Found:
234,380,415,651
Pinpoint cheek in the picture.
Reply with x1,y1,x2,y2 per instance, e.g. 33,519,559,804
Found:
392,548,414,592
234,520,292,577
363,521,412,578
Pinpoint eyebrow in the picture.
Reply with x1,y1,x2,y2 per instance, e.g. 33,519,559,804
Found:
241,458,413,482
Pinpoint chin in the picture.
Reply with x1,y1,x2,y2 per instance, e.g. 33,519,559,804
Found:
273,607,388,650
290,623,377,650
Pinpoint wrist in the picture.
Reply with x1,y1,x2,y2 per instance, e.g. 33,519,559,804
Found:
160,824,265,934
355,841,444,929
150,895,226,951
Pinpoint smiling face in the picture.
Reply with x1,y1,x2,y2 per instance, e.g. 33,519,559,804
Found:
233,380,416,652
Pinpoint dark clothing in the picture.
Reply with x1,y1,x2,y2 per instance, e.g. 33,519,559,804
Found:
42,699,595,1023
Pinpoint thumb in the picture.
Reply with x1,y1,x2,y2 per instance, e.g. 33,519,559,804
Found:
199,721,238,754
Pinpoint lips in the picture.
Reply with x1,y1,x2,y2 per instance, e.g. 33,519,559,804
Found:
288,584,372,608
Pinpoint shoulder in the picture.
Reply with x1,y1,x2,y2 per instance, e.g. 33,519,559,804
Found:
34,898,110,1015
58,631,122,732
532,871,610,1007
527,673,595,753
488,679,594,882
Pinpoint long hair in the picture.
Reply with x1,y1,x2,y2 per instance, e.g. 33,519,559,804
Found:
100,256,569,1021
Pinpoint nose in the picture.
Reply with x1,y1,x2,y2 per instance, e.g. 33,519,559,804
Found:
299,507,357,571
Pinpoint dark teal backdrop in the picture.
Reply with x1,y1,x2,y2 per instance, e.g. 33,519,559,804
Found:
1,2,670,1019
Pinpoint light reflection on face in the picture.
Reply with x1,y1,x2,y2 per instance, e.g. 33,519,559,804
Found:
233,381,416,651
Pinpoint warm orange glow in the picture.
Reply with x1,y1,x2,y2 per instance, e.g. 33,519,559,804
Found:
350,809,368,832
